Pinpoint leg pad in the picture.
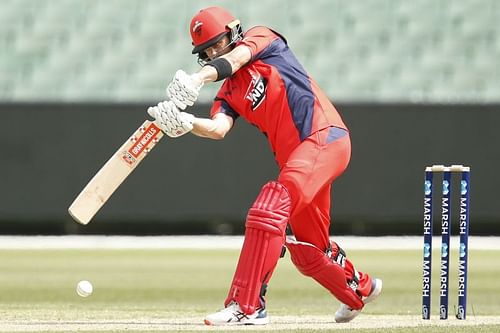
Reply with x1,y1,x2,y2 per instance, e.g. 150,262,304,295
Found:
225,181,291,314
285,239,364,310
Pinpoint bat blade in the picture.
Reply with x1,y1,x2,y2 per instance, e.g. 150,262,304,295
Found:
68,120,164,225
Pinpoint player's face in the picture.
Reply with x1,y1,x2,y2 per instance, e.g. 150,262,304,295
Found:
204,35,231,61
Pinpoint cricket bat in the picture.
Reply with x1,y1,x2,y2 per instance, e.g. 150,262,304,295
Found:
68,120,164,225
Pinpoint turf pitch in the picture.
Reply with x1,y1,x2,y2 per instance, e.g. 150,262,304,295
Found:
0,244,499,332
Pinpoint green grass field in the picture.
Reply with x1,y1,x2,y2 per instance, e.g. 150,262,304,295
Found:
0,247,499,332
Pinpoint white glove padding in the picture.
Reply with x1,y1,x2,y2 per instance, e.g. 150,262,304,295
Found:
166,70,204,110
147,100,195,138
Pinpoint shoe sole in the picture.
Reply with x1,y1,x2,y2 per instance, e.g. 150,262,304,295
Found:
335,312,359,323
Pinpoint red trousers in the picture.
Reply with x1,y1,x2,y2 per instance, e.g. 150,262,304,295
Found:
278,126,372,298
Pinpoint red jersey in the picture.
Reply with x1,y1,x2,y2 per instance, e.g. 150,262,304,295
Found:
210,26,347,167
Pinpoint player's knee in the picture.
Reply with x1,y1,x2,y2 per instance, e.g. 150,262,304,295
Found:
285,239,329,277
246,181,291,235
277,177,316,212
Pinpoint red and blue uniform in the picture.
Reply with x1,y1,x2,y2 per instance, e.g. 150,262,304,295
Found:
211,26,347,168
211,26,350,245
211,26,372,312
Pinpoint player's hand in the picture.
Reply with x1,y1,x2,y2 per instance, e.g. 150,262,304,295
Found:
147,100,195,138
166,70,203,110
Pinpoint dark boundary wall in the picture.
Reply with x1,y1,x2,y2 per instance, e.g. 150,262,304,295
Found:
1,103,499,235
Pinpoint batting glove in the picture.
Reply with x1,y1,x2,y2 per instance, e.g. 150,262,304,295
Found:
147,100,195,138
166,70,203,110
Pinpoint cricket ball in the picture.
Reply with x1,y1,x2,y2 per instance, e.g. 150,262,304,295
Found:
76,280,93,297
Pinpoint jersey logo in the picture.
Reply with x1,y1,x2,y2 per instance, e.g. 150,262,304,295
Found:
245,73,267,110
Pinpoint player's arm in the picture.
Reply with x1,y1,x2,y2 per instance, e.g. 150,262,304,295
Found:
166,45,252,110
151,45,250,139
147,100,234,140
195,45,252,84
191,112,233,140
153,46,247,139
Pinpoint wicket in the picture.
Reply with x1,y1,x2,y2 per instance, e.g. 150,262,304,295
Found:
421,165,470,320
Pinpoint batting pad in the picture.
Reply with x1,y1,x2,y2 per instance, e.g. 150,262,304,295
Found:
225,181,291,314
286,239,364,310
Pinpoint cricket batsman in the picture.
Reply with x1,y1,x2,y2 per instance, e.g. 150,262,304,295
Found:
147,6,382,326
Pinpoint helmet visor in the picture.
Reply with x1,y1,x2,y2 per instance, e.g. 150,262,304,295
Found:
192,32,227,54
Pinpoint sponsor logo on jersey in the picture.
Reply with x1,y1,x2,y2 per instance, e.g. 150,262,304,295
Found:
245,71,267,110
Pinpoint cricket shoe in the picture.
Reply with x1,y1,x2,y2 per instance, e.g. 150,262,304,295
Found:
204,301,269,326
334,278,383,323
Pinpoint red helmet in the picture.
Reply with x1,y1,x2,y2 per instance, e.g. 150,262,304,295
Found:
189,6,242,55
